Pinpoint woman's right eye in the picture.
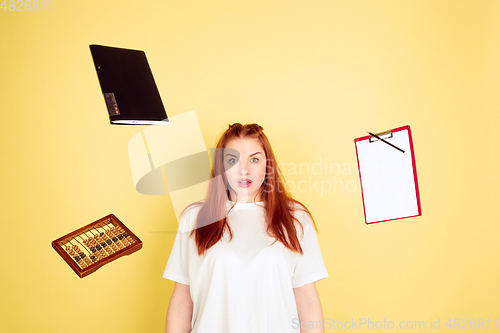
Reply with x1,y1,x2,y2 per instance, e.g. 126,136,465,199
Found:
227,158,238,165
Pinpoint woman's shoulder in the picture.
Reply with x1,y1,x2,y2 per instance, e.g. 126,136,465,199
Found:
288,201,320,244
288,201,314,226
177,202,203,233
288,200,309,214
289,200,306,211
181,201,203,217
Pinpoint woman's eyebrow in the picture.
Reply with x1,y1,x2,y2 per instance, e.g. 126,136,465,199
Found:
225,152,263,158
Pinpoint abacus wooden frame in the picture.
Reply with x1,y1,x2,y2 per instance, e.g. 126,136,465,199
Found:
52,213,143,278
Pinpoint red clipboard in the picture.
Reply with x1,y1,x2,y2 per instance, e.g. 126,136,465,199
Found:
354,125,421,224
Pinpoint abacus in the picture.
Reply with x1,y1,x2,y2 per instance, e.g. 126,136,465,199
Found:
52,214,142,278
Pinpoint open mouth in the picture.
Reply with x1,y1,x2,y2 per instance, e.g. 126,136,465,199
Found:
237,179,253,188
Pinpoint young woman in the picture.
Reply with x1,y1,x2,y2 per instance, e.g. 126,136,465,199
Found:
163,123,328,333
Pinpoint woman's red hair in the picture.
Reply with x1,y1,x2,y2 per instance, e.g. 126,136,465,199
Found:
182,123,318,256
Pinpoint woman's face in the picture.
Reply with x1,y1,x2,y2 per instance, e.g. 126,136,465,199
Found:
224,137,267,203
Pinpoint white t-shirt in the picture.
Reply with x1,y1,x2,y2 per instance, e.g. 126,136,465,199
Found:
163,201,329,333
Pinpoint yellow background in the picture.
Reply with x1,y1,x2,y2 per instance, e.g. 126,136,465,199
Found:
1,0,499,332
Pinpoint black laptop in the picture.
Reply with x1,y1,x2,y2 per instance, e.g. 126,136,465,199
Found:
90,44,169,125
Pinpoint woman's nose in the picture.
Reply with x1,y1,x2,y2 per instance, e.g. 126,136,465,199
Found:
238,161,249,175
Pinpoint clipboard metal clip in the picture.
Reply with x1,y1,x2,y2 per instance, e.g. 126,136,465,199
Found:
369,130,393,143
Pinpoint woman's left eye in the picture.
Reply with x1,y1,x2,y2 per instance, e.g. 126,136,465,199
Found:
251,158,259,163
